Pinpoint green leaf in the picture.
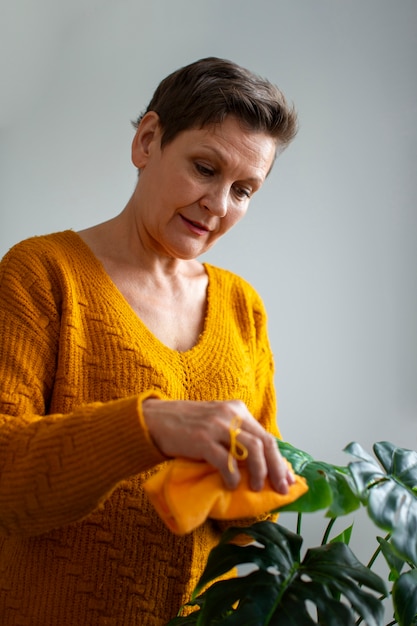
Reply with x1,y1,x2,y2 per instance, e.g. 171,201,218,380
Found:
329,577,384,626
329,523,353,545
377,536,406,582
344,441,378,465
346,442,417,565
193,522,301,597
275,463,334,513
344,443,384,494
218,519,302,560
279,581,356,625
392,569,417,626
198,572,276,626
177,522,386,626
218,571,281,626
302,542,387,596
270,541,385,625
276,440,315,470
194,569,280,626
276,441,360,517
374,442,417,491
263,587,319,625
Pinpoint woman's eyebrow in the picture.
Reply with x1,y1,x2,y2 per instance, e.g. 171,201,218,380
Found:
197,144,264,186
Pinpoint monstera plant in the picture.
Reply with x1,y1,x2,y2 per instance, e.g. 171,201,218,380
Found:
166,441,417,626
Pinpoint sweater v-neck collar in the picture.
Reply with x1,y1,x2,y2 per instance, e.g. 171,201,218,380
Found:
66,230,217,357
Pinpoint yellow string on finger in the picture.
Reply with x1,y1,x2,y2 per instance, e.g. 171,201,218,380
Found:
228,415,249,473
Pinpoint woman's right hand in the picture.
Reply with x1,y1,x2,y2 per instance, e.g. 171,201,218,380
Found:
142,398,295,494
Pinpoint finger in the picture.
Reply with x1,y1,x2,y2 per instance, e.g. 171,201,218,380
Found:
263,434,295,493
202,443,242,490
232,432,268,492
219,405,280,491
226,407,296,494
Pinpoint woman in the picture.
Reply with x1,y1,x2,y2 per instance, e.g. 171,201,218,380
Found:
0,57,298,625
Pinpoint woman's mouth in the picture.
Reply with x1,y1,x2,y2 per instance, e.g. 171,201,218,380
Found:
180,215,210,236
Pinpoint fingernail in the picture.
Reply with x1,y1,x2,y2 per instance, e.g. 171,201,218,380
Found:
278,479,289,494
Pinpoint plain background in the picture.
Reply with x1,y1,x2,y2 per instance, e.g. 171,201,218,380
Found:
1,0,416,616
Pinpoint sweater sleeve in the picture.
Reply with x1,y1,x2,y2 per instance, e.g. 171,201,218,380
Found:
0,243,166,538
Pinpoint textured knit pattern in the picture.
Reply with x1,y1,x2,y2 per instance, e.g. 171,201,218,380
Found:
0,231,280,626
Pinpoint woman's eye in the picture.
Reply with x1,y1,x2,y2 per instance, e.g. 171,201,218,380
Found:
234,186,251,199
196,163,214,176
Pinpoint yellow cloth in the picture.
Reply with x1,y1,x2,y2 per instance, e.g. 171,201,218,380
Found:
144,458,308,534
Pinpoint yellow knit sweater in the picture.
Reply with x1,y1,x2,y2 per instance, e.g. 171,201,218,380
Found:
0,231,280,626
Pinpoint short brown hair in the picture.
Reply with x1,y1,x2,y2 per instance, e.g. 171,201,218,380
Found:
133,57,298,148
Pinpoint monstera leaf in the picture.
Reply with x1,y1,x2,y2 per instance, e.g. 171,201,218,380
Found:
344,442,417,625
167,521,386,626
392,570,417,626
345,441,417,565
275,440,360,518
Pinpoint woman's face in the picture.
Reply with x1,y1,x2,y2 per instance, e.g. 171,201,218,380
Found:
131,113,277,260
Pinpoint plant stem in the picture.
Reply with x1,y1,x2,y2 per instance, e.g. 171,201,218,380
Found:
296,513,302,536
367,532,390,570
321,517,336,545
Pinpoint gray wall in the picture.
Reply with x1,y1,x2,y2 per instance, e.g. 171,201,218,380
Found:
1,0,416,612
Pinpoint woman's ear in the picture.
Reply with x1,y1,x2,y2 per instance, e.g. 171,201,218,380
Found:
132,111,162,169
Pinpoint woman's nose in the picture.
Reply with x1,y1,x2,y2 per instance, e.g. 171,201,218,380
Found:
200,186,229,217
